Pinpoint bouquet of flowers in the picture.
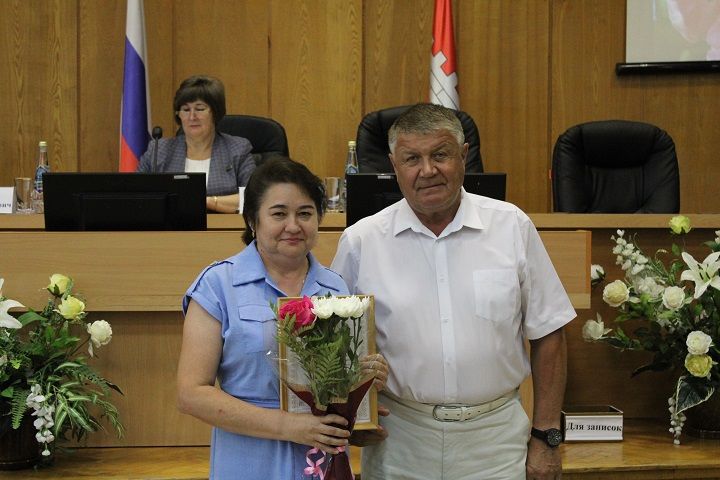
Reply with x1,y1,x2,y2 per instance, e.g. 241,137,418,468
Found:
275,294,375,480
582,216,719,443
0,274,123,461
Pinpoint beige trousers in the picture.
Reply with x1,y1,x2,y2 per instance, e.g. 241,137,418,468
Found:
361,392,529,480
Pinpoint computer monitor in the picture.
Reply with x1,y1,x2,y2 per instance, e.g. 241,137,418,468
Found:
345,172,507,227
43,172,207,231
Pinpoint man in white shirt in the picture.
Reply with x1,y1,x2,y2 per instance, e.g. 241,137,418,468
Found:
332,103,575,480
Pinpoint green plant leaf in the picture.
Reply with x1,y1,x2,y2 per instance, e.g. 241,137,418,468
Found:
18,310,45,327
675,376,715,414
10,387,29,429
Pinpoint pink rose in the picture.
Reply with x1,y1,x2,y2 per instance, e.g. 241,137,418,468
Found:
279,296,316,333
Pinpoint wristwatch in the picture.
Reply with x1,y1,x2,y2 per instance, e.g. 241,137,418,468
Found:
530,427,563,448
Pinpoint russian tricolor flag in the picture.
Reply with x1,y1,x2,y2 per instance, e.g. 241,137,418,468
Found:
120,0,151,172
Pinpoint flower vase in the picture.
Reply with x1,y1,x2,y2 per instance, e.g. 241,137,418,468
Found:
0,413,43,470
684,393,720,439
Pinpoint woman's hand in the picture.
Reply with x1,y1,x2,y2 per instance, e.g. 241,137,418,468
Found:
285,412,350,454
360,353,389,392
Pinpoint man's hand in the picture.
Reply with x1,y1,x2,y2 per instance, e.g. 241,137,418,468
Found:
526,437,562,480
349,403,389,446
359,353,389,391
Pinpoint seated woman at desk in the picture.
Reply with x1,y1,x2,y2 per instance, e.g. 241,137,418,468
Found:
176,156,388,478
137,75,255,213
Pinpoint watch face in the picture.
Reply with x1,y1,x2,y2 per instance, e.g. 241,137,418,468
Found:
546,428,563,446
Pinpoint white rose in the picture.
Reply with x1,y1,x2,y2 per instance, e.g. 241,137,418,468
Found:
662,286,685,310
47,274,72,296
582,315,611,341
55,295,85,320
603,280,630,307
686,330,712,355
633,277,663,299
88,320,113,349
311,297,334,319
685,353,713,377
669,215,691,235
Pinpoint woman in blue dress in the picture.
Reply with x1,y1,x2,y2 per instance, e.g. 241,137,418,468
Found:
177,157,387,479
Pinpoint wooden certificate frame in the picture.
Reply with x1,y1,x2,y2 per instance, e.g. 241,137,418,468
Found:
277,295,379,430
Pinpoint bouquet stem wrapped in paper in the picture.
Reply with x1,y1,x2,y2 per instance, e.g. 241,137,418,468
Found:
276,295,375,480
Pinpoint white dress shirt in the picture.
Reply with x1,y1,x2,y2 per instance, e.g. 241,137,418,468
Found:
331,190,576,405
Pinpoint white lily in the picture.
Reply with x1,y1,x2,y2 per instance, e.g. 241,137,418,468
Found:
0,295,24,329
680,251,720,299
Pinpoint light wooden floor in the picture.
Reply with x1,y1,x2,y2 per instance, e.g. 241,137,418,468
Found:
3,420,719,479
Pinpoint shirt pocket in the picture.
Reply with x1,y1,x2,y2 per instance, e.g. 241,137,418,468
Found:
473,269,520,323
229,304,276,354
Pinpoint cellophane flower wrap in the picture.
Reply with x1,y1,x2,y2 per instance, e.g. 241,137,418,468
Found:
0,274,123,460
275,294,374,480
582,217,719,443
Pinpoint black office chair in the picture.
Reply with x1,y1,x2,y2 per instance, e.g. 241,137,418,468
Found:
355,105,483,173
179,114,289,166
551,120,680,213
218,114,289,166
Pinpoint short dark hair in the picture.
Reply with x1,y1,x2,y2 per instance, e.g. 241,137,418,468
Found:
241,157,327,245
388,103,464,153
173,75,226,127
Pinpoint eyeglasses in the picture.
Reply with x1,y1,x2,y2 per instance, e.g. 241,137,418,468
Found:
177,105,211,118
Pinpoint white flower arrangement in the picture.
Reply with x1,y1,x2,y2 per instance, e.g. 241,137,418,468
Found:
0,274,123,459
583,216,719,443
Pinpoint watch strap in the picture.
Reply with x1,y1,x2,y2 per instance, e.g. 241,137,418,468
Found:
530,427,563,447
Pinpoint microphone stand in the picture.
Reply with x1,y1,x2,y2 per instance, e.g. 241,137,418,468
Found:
151,126,163,172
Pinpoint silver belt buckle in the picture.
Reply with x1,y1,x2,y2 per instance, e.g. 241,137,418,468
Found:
432,405,463,422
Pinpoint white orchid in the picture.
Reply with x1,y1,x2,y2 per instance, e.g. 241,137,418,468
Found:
680,251,720,299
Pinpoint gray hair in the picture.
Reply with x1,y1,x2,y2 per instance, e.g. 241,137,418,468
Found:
388,103,465,153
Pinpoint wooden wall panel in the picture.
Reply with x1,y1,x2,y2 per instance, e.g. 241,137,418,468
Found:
173,1,269,119
145,0,175,146
78,0,128,173
2,0,719,206
551,0,720,214
459,0,551,212
362,0,433,111
271,0,363,177
0,0,77,185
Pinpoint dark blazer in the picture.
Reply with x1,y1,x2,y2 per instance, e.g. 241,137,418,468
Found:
137,133,256,196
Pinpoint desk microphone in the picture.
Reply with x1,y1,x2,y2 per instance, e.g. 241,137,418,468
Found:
151,126,163,172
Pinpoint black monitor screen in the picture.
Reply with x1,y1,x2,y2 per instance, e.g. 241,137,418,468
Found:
43,173,207,231
345,172,507,227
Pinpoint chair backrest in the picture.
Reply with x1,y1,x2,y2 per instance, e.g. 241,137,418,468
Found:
355,105,483,173
217,114,289,165
551,120,680,213
179,114,289,166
